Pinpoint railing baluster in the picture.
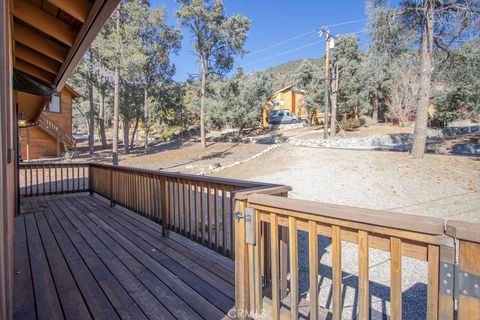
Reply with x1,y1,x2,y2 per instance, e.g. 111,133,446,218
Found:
271,213,280,320
42,165,45,195
332,225,342,320
309,221,318,320
175,178,180,233
427,245,440,320
35,165,38,196
358,230,369,320
222,186,227,255
200,183,205,245
66,165,70,192
189,182,193,239
183,180,187,235
288,217,298,320
254,209,262,314
207,183,212,248
390,237,402,320
214,186,219,250
194,182,198,242
230,188,235,258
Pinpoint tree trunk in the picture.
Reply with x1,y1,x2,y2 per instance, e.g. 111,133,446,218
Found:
123,86,130,154
112,10,120,166
144,82,149,153
98,89,107,148
200,60,207,148
330,63,339,137
130,115,139,148
411,0,434,159
88,51,95,155
123,118,130,154
372,88,379,123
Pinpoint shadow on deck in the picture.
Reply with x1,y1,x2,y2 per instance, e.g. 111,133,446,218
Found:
14,193,234,320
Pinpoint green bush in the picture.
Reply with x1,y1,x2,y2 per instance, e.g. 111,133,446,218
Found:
339,118,360,131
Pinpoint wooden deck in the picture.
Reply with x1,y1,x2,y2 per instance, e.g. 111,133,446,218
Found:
14,193,235,320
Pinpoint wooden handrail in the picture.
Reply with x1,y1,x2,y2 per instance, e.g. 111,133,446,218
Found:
235,192,480,319
247,193,446,235
38,113,76,149
89,162,277,189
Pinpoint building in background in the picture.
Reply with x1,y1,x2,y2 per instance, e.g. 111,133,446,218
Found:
18,85,78,160
262,85,305,127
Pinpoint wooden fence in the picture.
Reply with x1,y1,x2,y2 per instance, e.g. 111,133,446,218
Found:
234,194,480,320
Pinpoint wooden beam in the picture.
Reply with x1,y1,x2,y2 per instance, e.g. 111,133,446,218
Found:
55,0,121,90
14,22,67,63
13,0,77,46
47,0,91,23
15,58,55,84
15,43,61,74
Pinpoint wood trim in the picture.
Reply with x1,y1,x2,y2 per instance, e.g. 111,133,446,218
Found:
46,0,91,23
14,43,61,74
13,0,77,46
14,58,55,83
13,22,67,63
446,220,480,243
55,0,121,90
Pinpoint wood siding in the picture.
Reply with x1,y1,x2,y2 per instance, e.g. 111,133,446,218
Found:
18,87,73,160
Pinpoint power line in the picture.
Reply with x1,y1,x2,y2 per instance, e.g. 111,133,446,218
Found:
244,18,367,58
239,40,323,68
239,30,368,69
244,29,317,58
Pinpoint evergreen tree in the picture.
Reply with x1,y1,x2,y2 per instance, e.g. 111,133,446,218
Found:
294,60,323,124
177,0,251,147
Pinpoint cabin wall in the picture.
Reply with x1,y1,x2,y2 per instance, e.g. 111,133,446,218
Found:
18,87,73,160
19,127,61,160
43,88,73,134
0,0,15,317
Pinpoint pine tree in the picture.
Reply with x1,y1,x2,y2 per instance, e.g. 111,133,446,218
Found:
177,0,250,147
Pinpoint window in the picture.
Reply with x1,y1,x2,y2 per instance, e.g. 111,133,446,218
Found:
47,94,61,113
272,99,283,107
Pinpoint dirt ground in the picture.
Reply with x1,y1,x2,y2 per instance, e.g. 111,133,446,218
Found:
76,137,271,174
296,123,414,140
212,145,480,222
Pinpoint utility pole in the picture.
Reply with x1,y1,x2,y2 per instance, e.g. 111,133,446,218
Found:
318,27,334,139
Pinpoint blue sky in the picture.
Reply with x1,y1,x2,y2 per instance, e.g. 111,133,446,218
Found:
151,0,369,81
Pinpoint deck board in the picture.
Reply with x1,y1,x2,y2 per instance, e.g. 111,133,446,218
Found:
14,193,234,320
13,215,36,320
98,196,235,284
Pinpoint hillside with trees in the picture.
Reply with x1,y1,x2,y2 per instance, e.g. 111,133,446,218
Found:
70,0,480,162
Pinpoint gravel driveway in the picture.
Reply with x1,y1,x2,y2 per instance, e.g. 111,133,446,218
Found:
213,146,480,319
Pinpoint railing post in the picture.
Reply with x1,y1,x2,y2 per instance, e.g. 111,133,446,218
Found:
457,239,480,320
234,197,250,318
446,220,480,320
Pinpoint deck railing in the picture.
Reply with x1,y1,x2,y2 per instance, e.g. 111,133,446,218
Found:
234,193,480,319
17,162,480,318
19,163,89,197
88,163,290,258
